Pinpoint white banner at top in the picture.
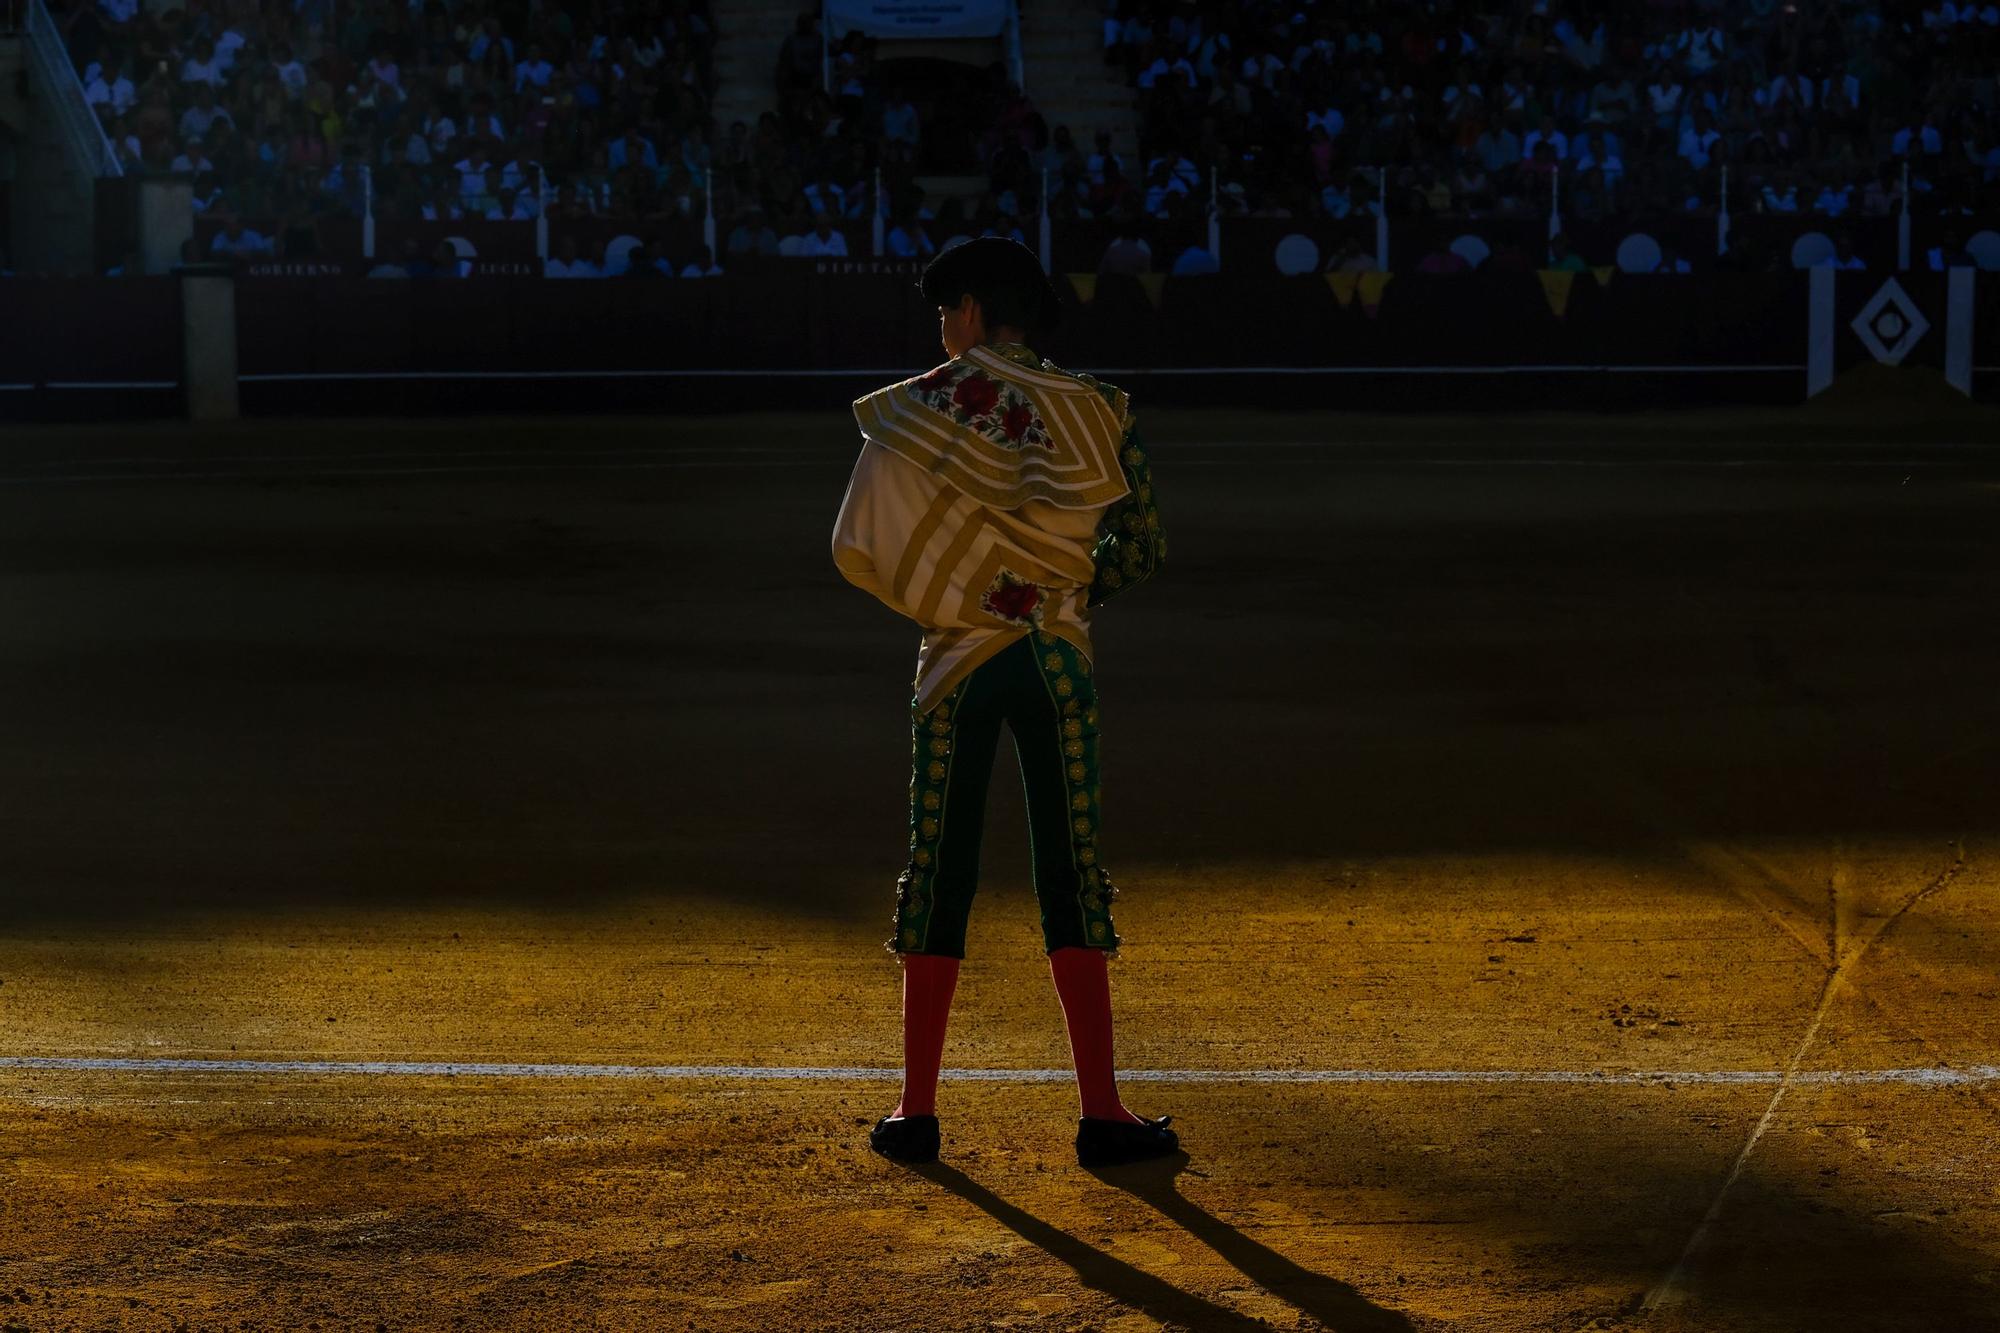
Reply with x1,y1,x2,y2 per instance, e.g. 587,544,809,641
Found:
824,0,1010,38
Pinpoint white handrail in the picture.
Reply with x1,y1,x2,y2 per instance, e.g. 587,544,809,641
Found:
25,0,122,176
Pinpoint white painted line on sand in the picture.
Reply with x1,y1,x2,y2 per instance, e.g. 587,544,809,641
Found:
0,1057,1995,1085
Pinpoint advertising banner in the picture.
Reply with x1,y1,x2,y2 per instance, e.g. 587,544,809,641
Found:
824,0,1010,39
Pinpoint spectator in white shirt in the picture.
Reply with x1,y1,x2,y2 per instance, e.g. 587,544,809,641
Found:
1677,25,1724,73
1765,70,1813,110
1815,233,1866,269
1142,160,1189,216
801,174,848,218
467,18,513,67
1891,118,1944,157
1647,75,1684,129
1573,127,1623,184
171,140,215,173
420,184,463,221
881,95,919,156
607,127,659,172
544,235,601,278
1761,175,1800,212
177,87,232,142
726,207,779,256
272,45,307,97
1136,44,1195,90
213,26,246,71
210,214,272,258
799,213,849,256
424,110,458,155
1588,75,1638,126
84,59,137,114
485,186,537,221
1522,115,1568,161
1677,111,1721,170
886,213,934,258
1811,180,1854,216
454,148,494,198
514,44,555,93
181,39,225,88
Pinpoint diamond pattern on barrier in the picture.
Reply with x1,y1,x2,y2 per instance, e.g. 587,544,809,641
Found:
1850,278,1930,366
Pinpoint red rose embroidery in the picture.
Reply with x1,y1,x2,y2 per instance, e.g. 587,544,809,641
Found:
952,374,1001,418
1000,403,1036,441
983,578,1043,623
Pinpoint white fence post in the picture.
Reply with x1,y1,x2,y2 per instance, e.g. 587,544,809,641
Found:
535,162,549,260
1374,166,1388,270
1038,167,1051,272
1207,166,1219,264
1898,161,1911,271
872,166,885,257
1717,164,1730,257
703,169,717,266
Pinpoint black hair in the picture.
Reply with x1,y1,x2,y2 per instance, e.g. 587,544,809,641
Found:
919,236,1062,334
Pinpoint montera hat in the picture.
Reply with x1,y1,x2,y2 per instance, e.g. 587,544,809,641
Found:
919,236,1065,334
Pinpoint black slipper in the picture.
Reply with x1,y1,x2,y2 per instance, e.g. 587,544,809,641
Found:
1075,1113,1178,1167
869,1114,940,1163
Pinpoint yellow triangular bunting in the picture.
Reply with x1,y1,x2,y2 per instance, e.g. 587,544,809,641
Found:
1357,270,1392,314
1591,265,1616,287
1066,273,1096,304
1325,271,1358,307
1537,268,1577,319
1137,273,1166,308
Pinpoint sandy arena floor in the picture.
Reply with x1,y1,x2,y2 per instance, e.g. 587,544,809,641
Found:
0,410,1996,1332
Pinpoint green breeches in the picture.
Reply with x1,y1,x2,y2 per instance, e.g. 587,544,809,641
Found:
888,631,1121,959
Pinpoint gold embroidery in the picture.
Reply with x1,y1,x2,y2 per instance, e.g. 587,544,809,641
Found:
923,791,941,811
1079,847,1097,865
1064,739,1084,758
1054,676,1073,697
1043,652,1064,671
1068,761,1086,781
1073,817,1092,838
913,848,931,866
927,760,946,782
929,737,950,757
919,816,938,839
1071,791,1090,811
1063,719,1082,738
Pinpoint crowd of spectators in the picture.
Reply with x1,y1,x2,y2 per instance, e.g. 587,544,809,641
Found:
724,14,1056,264
51,0,2000,273
1094,0,2000,255
58,0,722,263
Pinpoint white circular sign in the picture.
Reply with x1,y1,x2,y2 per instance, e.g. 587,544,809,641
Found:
1273,233,1321,276
1615,232,1662,274
1965,229,2000,271
1790,231,1835,269
1448,234,1490,269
